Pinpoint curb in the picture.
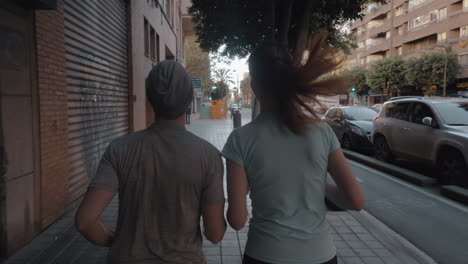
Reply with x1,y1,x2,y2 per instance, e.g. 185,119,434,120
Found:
349,210,438,264
440,185,468,206
343,150,437,187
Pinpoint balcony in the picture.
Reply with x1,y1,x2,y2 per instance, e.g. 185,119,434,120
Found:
365,40,391,56
367,20,392,38
408,0,435,12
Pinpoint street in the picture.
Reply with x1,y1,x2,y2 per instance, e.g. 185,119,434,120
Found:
350,161,468,264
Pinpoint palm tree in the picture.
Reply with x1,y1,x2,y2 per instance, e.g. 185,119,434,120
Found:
213,68,235,85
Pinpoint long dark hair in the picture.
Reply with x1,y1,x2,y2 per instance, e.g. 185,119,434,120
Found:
248,33,348,134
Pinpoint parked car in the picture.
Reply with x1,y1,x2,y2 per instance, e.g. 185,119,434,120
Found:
322,106,379,152
372,104,383,110
372,96,468,186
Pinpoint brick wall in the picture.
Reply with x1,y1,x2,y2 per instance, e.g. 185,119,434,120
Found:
34,0,70,228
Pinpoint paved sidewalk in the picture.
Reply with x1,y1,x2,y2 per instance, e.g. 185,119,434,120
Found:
2,110,435,264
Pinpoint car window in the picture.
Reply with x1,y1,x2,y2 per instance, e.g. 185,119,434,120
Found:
410,103,435,125
325,109,336,119
433,101,468,126
336,109,344,119
386,102,411,121
343,107,378,121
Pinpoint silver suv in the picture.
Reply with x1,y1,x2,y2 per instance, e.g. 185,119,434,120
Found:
371,97,468,186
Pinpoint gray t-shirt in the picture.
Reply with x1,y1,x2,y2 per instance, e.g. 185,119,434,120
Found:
90,123,224,264
222,112,340,264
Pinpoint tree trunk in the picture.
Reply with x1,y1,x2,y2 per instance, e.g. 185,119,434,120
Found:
277,0,294,45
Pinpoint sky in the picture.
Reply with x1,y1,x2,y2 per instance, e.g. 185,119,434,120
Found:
211,55,249,89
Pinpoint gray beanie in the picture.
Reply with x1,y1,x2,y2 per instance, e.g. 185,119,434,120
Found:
146,60,193,120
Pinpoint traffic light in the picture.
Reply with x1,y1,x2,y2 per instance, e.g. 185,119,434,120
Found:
212,85,218,90
351,87,356,92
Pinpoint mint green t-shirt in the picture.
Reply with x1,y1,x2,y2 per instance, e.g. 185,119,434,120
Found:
222,112,340,264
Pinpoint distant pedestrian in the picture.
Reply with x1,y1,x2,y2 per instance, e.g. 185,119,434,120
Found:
222,34,365,264
186,106,192,124
75,60,226,264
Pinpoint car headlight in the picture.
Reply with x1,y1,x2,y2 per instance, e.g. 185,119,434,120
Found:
351,125,367,136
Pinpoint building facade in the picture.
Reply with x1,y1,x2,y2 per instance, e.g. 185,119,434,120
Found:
0,0,191,256
349,0,468,88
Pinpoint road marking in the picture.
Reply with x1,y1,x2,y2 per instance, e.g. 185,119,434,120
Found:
349,160,468,214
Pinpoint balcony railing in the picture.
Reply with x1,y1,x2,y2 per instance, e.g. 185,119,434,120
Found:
408,0,434,12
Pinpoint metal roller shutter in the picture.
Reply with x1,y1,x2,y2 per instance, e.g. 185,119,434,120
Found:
64,0,129,204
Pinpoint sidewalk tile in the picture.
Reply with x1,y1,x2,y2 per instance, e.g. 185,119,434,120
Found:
372,249,393,257
354,248,377,257
206,255,222,264
361,256,385,264
341,256,366,264
222,255,242,264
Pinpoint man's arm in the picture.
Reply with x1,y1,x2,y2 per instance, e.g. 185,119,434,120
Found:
202,203,226,244
75,187,116,246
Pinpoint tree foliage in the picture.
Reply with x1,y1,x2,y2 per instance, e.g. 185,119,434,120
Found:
185,36,213,92
347,67,370,96
211,81,229,100
366,57,407,93
405,52,461,91
213,68,235,85
189,0,384,58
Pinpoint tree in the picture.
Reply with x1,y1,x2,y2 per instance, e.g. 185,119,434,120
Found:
366,57,407,95
185,36,213,93
213,68,235,85
347,67,370,96
211,81,229,100
240,74,253,105
189,0,385,58
405,52,461,94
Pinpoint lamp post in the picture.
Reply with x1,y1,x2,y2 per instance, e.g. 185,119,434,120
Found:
431,44,449,96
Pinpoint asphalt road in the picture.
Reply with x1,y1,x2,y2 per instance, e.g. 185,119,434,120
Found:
350,161,468,264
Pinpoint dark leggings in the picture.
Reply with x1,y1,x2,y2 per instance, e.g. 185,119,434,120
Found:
243,254,338,264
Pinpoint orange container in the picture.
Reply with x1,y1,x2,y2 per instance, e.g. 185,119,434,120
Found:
211,100,227,119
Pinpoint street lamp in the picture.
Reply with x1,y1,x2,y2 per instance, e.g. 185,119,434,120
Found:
431,45,450,96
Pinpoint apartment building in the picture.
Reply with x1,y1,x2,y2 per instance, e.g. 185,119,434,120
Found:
349,0,468,89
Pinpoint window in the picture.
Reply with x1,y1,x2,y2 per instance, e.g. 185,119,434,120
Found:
409,10,439,30
144,18,149,56
395,6,405,16
156,34,160,62
387,12,392,20
325,109,337,119
397,46,403,55
439,7,447,20
150,26,156,60
358,41,365,49
386,31,391,39
437,32,447,43
459,54,468,66
461,25,468,38
159,0,168,15
398,26,404,35
410,103,435,125
386,102,411,121
464,0,468,10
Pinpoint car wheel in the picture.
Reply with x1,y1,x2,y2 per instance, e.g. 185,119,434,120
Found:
437,151,468,187
374,136,392,162
341,134,352,150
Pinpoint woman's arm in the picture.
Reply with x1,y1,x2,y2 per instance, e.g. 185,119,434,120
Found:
226,159,249,230
75,187,116,246
327,148,366,211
